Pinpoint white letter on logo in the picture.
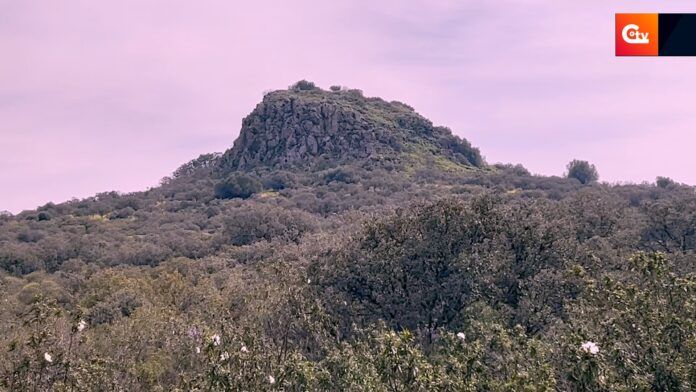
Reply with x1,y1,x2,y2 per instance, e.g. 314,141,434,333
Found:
622,24,649,44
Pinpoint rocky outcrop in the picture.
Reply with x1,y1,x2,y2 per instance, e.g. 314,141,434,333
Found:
217,84,484,172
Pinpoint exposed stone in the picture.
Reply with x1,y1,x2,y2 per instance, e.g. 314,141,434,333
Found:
217,85,484,172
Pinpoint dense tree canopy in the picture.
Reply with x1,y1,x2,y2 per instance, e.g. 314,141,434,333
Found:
1,160,693,390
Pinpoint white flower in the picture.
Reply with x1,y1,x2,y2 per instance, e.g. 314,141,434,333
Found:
195,346,201,354
44,352,53,363
212,334,221,346
456,332,466,341
220,351,230,361
241,345,249,353
307,278,311,284
268,375,276,385
580,341,599,355
77,319,87,332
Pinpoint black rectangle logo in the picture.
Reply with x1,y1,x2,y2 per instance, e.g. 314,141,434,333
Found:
659,14,696,56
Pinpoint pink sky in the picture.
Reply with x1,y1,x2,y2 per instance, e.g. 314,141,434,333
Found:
1,0,695,213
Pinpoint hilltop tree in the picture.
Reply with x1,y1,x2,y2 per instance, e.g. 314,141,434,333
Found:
656,176,677,189
172,153,221,179
566,160,598,184
290,80,318,91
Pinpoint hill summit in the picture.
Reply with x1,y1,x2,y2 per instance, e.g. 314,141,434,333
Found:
217,81,484,173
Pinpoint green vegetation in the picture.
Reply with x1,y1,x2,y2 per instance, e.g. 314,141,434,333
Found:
0,84,694,390
290,79,319,91
214,173,264,199
566,159,599,184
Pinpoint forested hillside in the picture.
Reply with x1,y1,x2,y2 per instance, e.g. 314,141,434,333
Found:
1,82,694,391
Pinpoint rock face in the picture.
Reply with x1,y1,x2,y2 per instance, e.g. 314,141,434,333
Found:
218,84,484,172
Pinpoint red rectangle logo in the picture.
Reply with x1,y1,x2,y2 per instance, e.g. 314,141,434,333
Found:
616,14,659,56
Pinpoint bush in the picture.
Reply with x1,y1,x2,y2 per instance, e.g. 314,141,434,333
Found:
323,167,358,184
17,230,44,243
221,204,317,246
262,171,297,191
172,153,221,179
495,163,531,176
566,160,599,184
110,207,135,220
214,173,263,199
290,80,318,91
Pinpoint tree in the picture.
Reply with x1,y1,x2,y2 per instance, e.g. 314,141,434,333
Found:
314,197,502,343
656,176,677,189
290,80,318,91
172,153,221,179
566,160,598,184
214,173,263,199
641,197,696,252
0,211,12,224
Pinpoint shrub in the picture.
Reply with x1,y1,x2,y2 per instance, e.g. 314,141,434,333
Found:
262,171,297,190
221,204,317,246
110,207,135,220
214,173,263,199
17,230,44,243
290,80,318,91
495,163,531,176
172,153,221,179
323,167,358,184
441,134,485,167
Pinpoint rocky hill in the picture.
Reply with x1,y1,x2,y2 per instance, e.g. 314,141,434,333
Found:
217,81,484,173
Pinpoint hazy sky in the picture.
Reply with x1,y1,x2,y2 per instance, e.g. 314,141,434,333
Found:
2,0,695,213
